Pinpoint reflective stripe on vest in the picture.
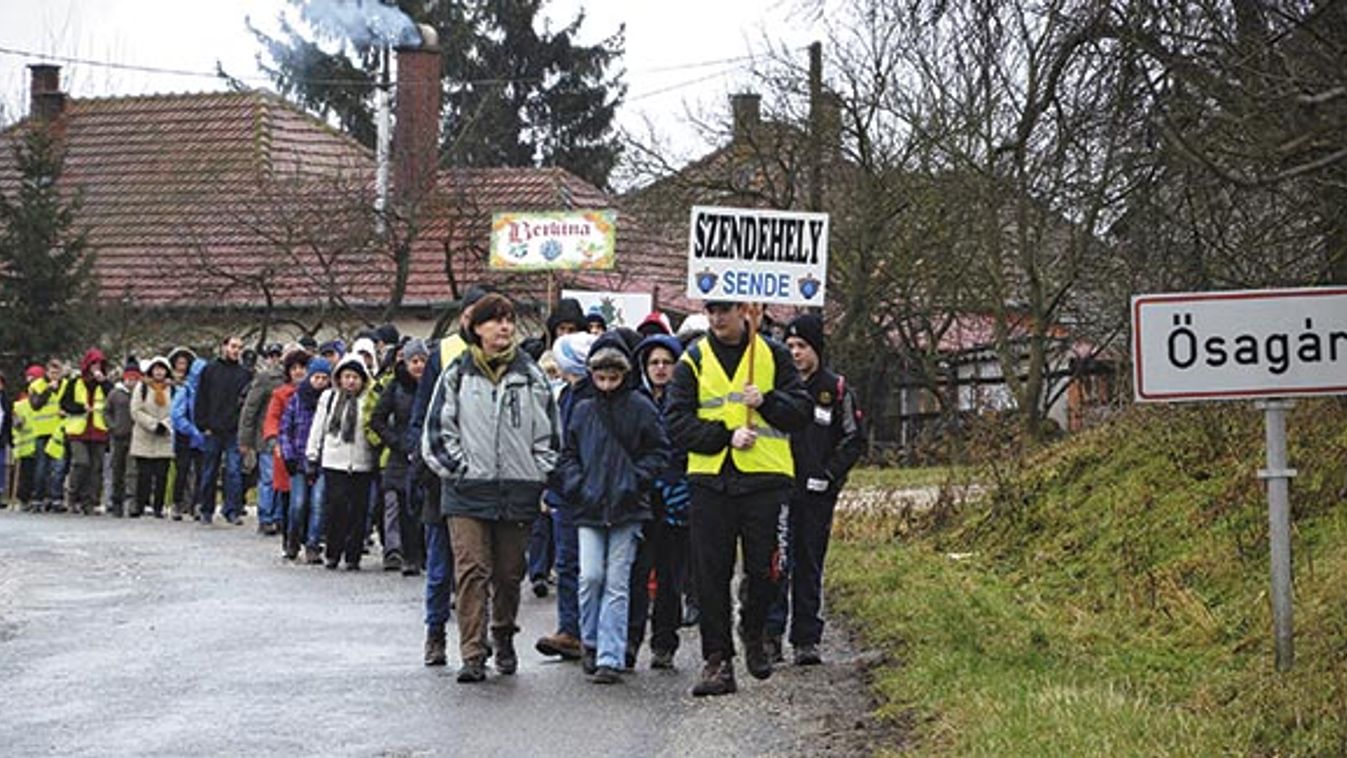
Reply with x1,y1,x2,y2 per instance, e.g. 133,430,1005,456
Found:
64,380,108,436
684,335,794,477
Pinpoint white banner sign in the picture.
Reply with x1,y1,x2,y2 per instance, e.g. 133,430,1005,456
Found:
561,290,652,330
686,205,829,306
489,210,616,271
1132,287,1347,402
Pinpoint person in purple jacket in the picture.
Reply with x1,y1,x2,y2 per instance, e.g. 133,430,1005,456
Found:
280,357,331,564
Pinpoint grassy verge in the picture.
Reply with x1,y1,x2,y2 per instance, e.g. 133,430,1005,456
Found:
830,401,1347,755
846,464,975,491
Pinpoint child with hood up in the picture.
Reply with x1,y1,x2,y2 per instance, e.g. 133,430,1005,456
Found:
281,357,331,564
306,355,376,570
554,332,669,683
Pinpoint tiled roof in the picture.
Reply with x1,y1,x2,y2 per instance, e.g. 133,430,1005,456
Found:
0,91,687,315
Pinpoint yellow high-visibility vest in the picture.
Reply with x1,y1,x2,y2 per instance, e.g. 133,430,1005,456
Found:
27,378,64,438
64,380,107,437
683,334,794,477
11,397,37,458
44,425,65,460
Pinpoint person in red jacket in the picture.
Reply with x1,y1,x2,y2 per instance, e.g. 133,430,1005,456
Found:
60,348,113,515
264,348,310,559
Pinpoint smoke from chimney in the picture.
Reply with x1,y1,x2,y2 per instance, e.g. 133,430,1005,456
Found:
301,0,422,49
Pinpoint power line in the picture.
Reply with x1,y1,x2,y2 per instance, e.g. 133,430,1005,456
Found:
627,61,756,103
0,43,760,90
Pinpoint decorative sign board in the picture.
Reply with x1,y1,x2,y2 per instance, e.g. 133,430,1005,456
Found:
489,210,616,271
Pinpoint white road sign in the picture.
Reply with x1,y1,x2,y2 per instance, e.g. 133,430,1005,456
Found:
1132,287,1347,402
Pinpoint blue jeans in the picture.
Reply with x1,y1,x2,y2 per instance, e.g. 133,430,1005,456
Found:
578,522,642,669
424,518,454,630
288,472,326,549
527,511,554,580
33,441,65,505
551,506,580,637
0,447,7,504
198,432,242,520
255,450,279,525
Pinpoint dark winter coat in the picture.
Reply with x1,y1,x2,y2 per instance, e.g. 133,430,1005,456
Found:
280,381,321,468
238,364,284,451
792,366,867,498
193,356,252,436
369,361,418,488
104,382,135,439
634,333,692,526
542,375,593,510
555,334,669,528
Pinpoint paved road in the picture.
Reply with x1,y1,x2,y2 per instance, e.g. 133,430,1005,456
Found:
0,510,881,757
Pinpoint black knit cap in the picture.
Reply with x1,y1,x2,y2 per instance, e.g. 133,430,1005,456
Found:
785,314,825,359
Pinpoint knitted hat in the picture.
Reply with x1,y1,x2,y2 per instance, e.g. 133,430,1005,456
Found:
785,314,825,359
297,335,319,351
374,323,400,345
402,338,429,362
123,356,142,376
587,345,631,374
552,332,597,378
305,356,332,379
585,305,608,331
317,339,344,357
637,311,672,336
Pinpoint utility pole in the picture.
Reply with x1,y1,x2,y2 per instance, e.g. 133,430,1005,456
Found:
808,41,823,213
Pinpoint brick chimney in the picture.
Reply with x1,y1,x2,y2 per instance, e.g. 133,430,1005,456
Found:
392,26,442,209
28,64,66,123
730,92,761,143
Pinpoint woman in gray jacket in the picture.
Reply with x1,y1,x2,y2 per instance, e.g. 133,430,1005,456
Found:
423,293,560,683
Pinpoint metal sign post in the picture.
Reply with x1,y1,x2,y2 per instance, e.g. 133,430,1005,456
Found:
1256,399,1296,671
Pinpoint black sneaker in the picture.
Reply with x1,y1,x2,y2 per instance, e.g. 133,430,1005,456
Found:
793,644,822,666
531,577,549,598
691,657,737,697
591,665,620,684
581,646,597,675
493,634,518,675
456,659,487,683
650,649,675,670
744,638,773,681
383,553,403,572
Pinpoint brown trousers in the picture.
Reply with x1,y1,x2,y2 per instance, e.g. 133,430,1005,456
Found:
448,516,530,663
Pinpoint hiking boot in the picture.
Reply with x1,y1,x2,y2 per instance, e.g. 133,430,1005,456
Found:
304,546,323,565
691,657,737,697
283,544,299,561
766,635,785,664
591,665,620,684
456,659,487,683
581,646,597,676
531,577,549,598
493,632,518,675
744,637,773,681
424,628,447,667
535,632,583,660
383,552,403,572
650,649,676,670
793,644,822,666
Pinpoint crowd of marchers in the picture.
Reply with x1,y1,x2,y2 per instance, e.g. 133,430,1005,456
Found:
0,289,866,696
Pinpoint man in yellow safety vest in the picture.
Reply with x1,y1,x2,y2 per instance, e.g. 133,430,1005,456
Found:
667,300,811,697
59,348,113,515
26,360,67,512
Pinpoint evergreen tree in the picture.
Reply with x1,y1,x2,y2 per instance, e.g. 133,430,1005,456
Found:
249,0,625,189
0,126,96,368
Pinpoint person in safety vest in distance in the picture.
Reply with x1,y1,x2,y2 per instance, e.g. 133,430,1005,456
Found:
667,300,811,697
59,348,113,515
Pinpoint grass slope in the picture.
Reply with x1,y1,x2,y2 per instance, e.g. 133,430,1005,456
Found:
831,401,1347,755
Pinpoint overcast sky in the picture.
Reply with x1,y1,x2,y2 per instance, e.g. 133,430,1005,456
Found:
0,0,823,166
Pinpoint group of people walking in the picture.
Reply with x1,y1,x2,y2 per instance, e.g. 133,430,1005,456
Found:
0,288,865,697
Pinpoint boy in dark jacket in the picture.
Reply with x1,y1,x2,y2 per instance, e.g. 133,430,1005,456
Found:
370,339,428,575
766,315,867,666
104,357,140,517
554,333,669,683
